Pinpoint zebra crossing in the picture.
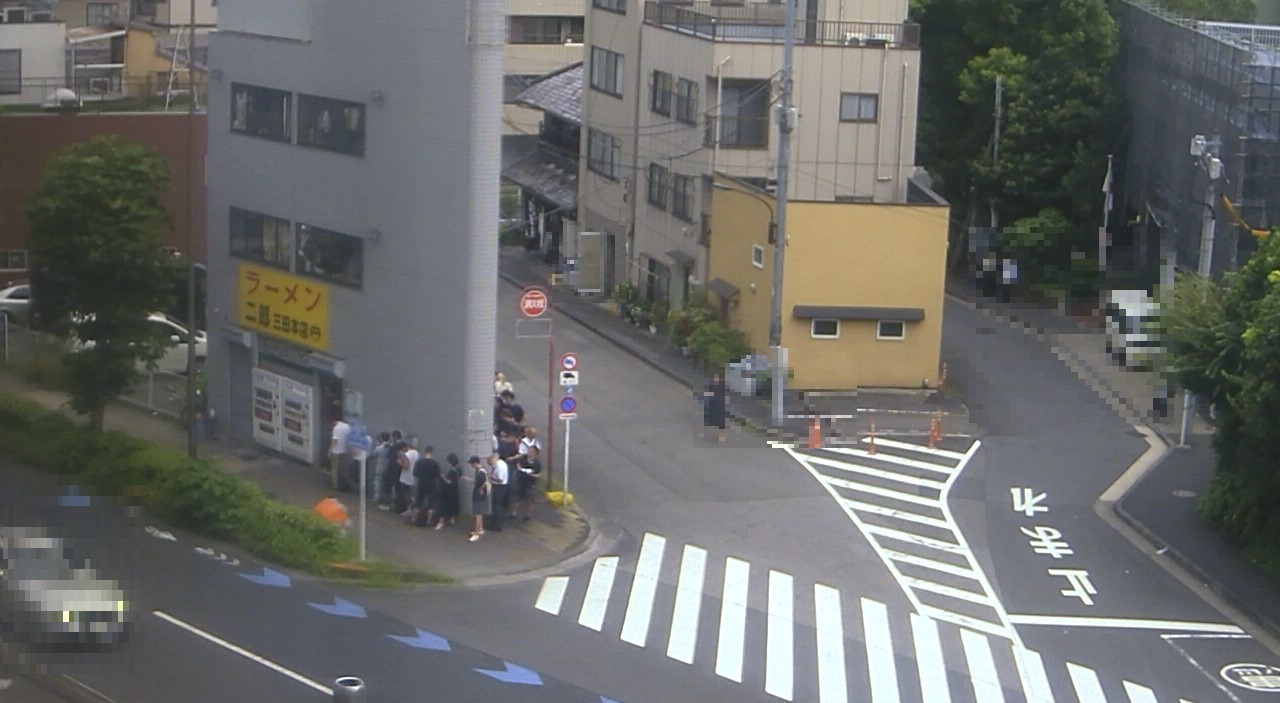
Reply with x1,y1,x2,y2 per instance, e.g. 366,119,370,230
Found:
778,437,1019,644
532,529,1199,703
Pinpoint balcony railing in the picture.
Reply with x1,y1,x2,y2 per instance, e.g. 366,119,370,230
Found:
643,1,920,48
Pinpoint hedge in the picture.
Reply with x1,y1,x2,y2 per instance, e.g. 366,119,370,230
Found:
0,392,354,571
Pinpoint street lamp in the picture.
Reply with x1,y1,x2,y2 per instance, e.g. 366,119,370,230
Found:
1179,132,1224,447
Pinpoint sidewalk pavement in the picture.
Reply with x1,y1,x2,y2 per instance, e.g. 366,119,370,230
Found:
0,372,589,585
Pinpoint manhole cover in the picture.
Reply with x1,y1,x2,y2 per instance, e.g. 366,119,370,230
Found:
1173,489,1197,499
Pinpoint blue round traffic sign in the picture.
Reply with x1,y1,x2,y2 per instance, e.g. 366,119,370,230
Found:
561,353,579,371
559,396,577,414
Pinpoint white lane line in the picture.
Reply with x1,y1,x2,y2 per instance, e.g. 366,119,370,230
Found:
814,584,849,703
1123,681,1158,703
826,475,946,507
578,556,619,632
903,576,994,606
765,570,795,700
152,610,332,695
916,606,1009,640
1067,662,1108,703
844,500,952,529
821,448,959,474
534,576,569,615
856,436,968,460
960,629,1005,703
715,557,751,683
863,524,965,553
909,613,952,703
883,549,982,580
666,544,707,665
1007,613,1244,634
803,454,949,488
620,533,667,647
862,597,901,703
1012,647,1056,703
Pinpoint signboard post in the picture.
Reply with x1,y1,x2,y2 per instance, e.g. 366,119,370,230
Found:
518,286,558,490
558,358,579,498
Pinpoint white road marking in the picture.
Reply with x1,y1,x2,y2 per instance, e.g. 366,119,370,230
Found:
765,570,794,700
578,556,619,632
823,447,960,474
1007,613,1244,634
826,475,945,507
1067,661,1108,703
666,544,707,664
804,454,949,487
152,610,332,695
858,436,968,460
863,524,966,552
918,605,1011,639
909,613,952,703
960,629,1005,703
883,549,982,580
620,533,667,647
843,500,952,529
715,557,750,683
534,576,569,615
1012,647,1056,703
814,584,849,703
862,597,901,703
903,576,990,605
1123,681,1158,703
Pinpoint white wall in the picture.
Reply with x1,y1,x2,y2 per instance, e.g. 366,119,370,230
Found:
0,22,67,104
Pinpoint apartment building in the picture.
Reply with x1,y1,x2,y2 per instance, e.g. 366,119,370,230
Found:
577,0,923,310
502,0,584,161
0,3,63,104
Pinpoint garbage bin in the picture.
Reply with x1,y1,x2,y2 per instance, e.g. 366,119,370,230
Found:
333,676,366,702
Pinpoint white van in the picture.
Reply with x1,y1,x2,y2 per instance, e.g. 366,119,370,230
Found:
1104,289,1161,369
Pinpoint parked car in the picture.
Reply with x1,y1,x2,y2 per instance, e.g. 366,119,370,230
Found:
67,312,207,375
0,283,31,326
1104,289,1161,370
0,525,131,650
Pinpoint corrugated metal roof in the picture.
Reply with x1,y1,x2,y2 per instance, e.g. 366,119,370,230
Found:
501,148,578,211
514,62,583,125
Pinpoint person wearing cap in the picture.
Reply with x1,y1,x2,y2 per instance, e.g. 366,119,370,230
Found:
468,455,490,542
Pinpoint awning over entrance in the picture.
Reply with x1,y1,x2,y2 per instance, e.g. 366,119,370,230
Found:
666,249,696,268
501,148,578,212
708,277,740,300
792,305,925,321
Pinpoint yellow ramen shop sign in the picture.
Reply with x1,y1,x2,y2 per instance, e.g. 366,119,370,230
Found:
238,264,331,351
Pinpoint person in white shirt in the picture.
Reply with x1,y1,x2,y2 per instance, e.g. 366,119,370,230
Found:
328,418,351,491
514,427,543,522
485,453,510,532
395,442,417,514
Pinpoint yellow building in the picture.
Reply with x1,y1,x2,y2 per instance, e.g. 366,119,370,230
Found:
708,174,948,390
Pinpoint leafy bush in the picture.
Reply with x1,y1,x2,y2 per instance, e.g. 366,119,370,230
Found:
237,499,356,570
688,320,750,371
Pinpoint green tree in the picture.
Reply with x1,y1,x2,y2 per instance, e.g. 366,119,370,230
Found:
26,135,179,431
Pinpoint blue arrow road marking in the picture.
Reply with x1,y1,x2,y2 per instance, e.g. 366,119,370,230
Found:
474,661,544,686
388,628,451,651
59,485,90,507
601,698,625,703
238,567,292,588
307,597,367,618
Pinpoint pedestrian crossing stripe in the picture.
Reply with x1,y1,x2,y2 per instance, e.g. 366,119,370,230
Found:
534,530,1199,703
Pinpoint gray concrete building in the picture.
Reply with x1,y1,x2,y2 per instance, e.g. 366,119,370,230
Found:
204,0,502,464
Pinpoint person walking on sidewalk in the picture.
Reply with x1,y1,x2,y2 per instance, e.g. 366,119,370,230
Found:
700,373,728,443
438,453,463,529
485,453,510,532
468,455,490,542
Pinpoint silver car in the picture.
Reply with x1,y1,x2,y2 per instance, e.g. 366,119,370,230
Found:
0,284,30,327
0,526,130,650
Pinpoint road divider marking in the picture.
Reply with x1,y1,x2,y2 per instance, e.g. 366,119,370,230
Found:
862,597,901,703
961,629,1005,703
858,436,968,460
805,453,950,486
910,614,952,703
1067,662,1107,703
824,447,960,474
152,610,332,695
1013,647,1056,703
621,533,667,647
535,576,569,615
1124,681,1159,703
1007,613,1244,634
666,544,707,664
765,570,795,700
715,557,750,683
578,556,618,631
814,584,848,703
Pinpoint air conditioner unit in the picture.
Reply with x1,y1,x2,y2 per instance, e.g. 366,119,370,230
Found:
4,7,28,23
88,77,112,93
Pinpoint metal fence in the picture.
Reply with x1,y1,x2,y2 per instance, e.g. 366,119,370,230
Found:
0,322,190,420
2,76,208,113
642,2,920,47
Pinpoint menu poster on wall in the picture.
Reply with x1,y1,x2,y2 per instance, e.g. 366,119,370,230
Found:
279,376,314,463
251,369,281,451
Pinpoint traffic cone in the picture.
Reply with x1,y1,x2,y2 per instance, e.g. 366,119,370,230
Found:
808,415,822,449
928,411,942,449
868,422,877,455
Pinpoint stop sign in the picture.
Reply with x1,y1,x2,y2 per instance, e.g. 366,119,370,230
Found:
520,287,549,318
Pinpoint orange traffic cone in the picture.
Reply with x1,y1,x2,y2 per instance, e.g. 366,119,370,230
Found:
928,411,942,449
808,415,822,449
868,422,877,455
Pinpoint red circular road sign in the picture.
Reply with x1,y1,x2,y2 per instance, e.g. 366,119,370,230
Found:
519,287,549,318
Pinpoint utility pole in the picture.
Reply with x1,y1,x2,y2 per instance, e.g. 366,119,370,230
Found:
990,74,1003,229
768,0,797,429
1180,132,1223,447
184,0,198,458
1230,135,1246,271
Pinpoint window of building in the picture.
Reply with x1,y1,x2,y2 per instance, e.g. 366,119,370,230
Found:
811,319,839,339
296,94,366,156
877,320,905,340
719,79,770,147
675,77,699,125
587,128,621,179
229,207,293,269
507,16,584,44
839,92,879,122
86,2,117,24
0,249,27,271
590,46,624,97
672,173,696,222
0,50,20,96
751,244,764,269
231,83,292,143
592,0,625,13
296,223,363,288
647,162,669,209
651,70,672,116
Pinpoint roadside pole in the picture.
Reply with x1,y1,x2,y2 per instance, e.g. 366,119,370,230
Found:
517,286,554,486
557,353,579,499
562,417,572,498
